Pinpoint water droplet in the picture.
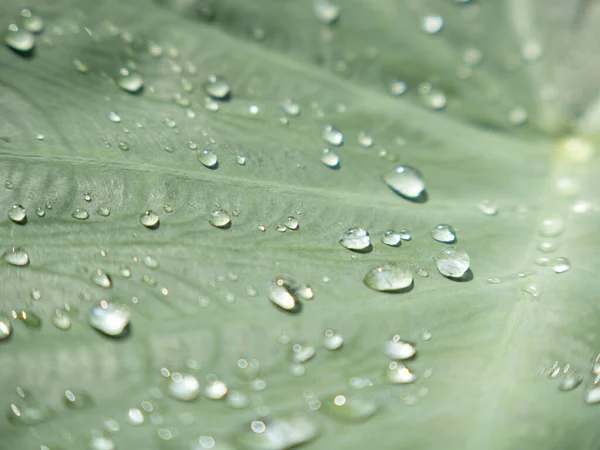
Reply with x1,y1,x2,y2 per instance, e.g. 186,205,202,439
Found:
383,165,426,200
97,207,111,217
385,335,416,359
320,148,340,168
387,361,417,384
120,265,132,278
63,389,93,409
246,286,258,297
204,379,228,400
585,386,600,404
71,208,89,220
323,125,343,146
281,99,300,117
339,228,370,251
108,111,121,123
323,329,344,350
364,263,413,292
539,215,565,237
8,204,26,223
88,301,131,337
20,9,44,33
313,1,340,24
284,216,299,230
558,372,582,391
139,210,159,228
73,58,88,73
478,200,498,216
117,68,143,93
390,80,407,96
34,207,45,217
434,247,470,278
234,416,321,449
381,230,402,246
295,283,314,300
0,315,13,340
209,209,231,228
204,96,220,112
267,278,298,312
4,24,34,53
521,279,541,298
90,436,115,450
552,257,571,274
320,394,377,423
3,247,30,266
118,141,129,151
142,255,159,269
509,107,528,126
168,372,200,401
423,15,443,34
204,75,230,100
249,104,260,115
126,408,144,425
91,269,112,288
198,149,218,168
358,132,373,148
8,390,52,425
292,344,316,363
538,239,557,253
52,309,72,330
164,117,177,128
431,224,457,243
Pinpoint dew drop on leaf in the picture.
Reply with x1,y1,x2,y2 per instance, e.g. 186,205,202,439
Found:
4,24,34,53
89,436,115,450
313,1,341,24
117,68,143,93
63,389,93,409
390,80,407,96
387,361,417,384
323,329,344,350
267,278,297,311
381,230,402,246
167,372,200,401
284,216,299,230
87,301,131,337
281,99,300,116
126,408,144,426
552,257,571,274
292,343,316,363
143,255,159,269
97,207,111,217
339,228,371,250
434,247,470,278
209,209,231,228
478,200,498,216
363,263,413,292
422,15,443,34
539,215,565,237
320,394,377,423
323,125,343,146
358,132,373,148
0,315,13,340
52,309,72,331
558,372,582,391
71,208,89,220
8,389,53,425
383,165,426,200
431,224,457,243
119,265,132,278
234,417,321,449
139,210,159,228
321,148,340,168
7,204,26,223
204,74,230,99
20,9,44,33
385,335,416,360
3,247,30,266
118,141,129,151
204,379,228,400
108,111,121,123
91,269,112,288
198,149,218,168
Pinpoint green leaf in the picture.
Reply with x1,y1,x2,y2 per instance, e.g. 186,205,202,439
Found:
1,0,599,449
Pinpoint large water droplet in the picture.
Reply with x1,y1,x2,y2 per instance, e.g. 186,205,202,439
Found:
71,208,89,220
383,165,426,200
168,372,200,401
139,210,159,228
4,24,34,53
0,315,13,340
3,247,30,266
434,247,470,278
313,1,341,24
233,416,321,449
363,263,413,292
7,204,26,223
431,224,457,243
321,148,340,168
284,216,299,230
199,149,218,168
91,269,112,288
204,75,230,100
552,257,571,274
267,278,298,312
387,361,417,384
339,228,371,251
88,301,130,337
539,215,565,237
320,394,377,423
117,68,143,93
385,335,416,359
323,125,343,146
209,209,231,228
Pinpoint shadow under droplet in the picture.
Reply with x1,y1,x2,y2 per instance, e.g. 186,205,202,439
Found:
146,222,160,230
9,47,36,59
350,244,373,254
279,301,302,314
446,268,474,283
216,221,231,230
14,217,27,226
206,161,219,170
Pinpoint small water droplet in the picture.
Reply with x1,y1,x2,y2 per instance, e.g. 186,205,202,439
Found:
209,209,231,228
478,200,498,216
20,9,44,33
119,265,132,278
320,394,377,423
88,301,130,337
8,389,52,425
35,133,44,141
234,416,321,449
323,125,343,146
281,99,300,117
364,263,413,292
320,148,340,168
8,204,26,223
431,224,457,243
381,230,402,246
323,329,344,350
73,58,88,73
358,132,373,148
246,286,258,297
126,407,144,425
339,228,370,251
63,389,93,409
168,372,200,401
249,104,260,115
292,343,316,363
538,239,557,253
434,247,470,278
585,386,600,404
204,96,220,112
90,436,115,450
143,255,159,269
139,210,159,228
267,278,298,311
313,1,340,24
204,379,228,400
539,215,565,237
387,361,417,384
71,208,89,220
552,257,571,274
284,216,299,230
390,80,407,96
487,277,502,284
509,107,528,126
521,279,541,298
558,372,582,391
385,335,416,359
417,268,429,277
422,15,443,34
118,141,129,151
3,247,30,266
0,315,13,340
117,68,143,93
198,149,218,168
91,269,112,288
383,165,426,200
52,309,72,330
97,206,111,217
108,111,121,123
4,24,34,53
204,75,230,99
